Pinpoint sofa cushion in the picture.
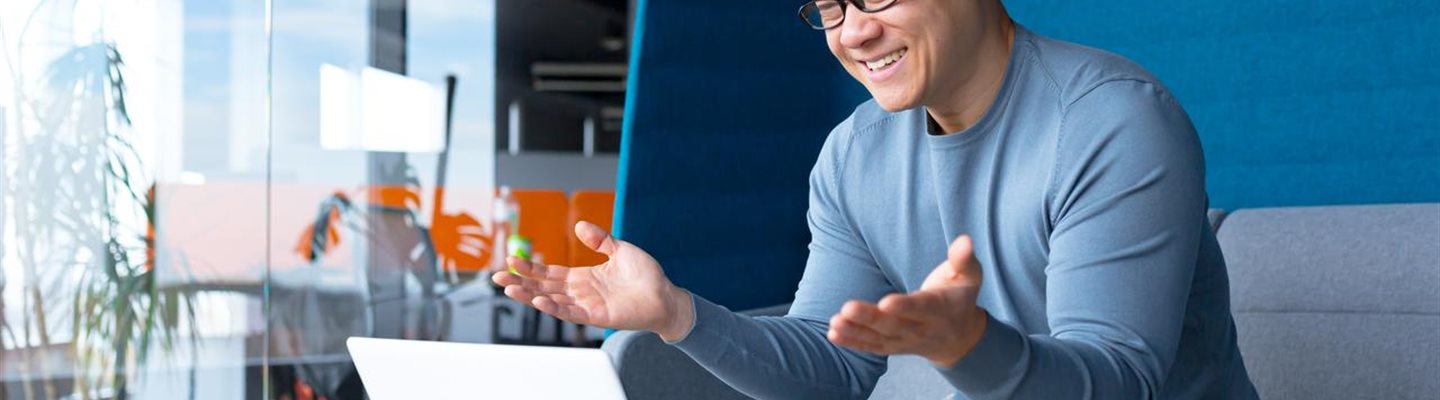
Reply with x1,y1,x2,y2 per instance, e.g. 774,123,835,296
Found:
1219,203,1440,399
603,330,753,400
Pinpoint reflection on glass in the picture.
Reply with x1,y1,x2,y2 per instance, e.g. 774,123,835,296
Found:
266,1,373,398
2,0,267,398
266,0,499,398
4,0,519,397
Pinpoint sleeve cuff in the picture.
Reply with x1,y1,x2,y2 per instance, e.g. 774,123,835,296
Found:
665,293,733,349
662,291,704,345
936,312,1029,396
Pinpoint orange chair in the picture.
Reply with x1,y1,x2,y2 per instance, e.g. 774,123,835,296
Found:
510,188,570,267
568,190,615,267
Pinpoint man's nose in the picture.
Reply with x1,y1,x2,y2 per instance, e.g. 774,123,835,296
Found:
838,5,881,49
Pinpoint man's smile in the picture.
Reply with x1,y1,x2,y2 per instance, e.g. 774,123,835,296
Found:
859,47,908,81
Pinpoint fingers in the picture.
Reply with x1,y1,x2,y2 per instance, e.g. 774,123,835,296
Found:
492,261,539,288
494,255,605,326
503,285,538,305
501,278,591,324
532,296,591,324
492,270,521,286
508,256,545,277
946,235,974,277
841,299,922,334
493,258,573,297
541,293,577,307
946,235,984,285
574,221,619,256
508,256,574,281
827,298,933,354
882,291,959,326
828,315,890,354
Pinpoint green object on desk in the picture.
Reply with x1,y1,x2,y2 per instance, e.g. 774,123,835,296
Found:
506,234,532,276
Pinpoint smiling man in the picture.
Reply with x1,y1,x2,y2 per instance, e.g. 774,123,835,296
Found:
494,0,1258,398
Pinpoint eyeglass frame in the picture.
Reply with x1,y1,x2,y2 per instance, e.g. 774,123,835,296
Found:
796,0,901,31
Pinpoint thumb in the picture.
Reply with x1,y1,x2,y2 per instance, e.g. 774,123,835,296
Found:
947,235,981,283
575,220,620,256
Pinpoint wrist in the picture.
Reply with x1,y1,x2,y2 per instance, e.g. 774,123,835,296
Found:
928,308,988,367
656,284,695,342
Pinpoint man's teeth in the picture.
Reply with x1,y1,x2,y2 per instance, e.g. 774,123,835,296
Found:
865,49,906,72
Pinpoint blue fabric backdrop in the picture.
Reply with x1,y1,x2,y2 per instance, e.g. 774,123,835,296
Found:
1007,1,1440,209
614,0,867,310
616,0,1440,310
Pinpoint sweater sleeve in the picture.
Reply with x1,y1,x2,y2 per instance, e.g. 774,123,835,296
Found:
668,118,893,399
938,80,1207,399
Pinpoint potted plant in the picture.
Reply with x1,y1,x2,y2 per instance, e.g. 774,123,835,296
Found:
2,26,198,400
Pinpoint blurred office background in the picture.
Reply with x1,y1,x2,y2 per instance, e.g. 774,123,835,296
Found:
1,0,629,398
2,0,1436,399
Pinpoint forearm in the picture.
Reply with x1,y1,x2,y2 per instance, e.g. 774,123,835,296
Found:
669,293,887,400
937,313,1168,399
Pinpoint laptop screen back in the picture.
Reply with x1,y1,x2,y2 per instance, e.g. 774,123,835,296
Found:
347,337,627,399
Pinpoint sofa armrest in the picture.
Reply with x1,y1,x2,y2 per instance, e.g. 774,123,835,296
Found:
601,303,791,400
602,330,751,400
1207,208,1227,232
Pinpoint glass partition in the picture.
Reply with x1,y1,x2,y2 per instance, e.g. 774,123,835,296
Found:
265,0,499,397
2,0,601,397
2,0,268,398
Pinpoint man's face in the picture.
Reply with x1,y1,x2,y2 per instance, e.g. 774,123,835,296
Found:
826,0,987,112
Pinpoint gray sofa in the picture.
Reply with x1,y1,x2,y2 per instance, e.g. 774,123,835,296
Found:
602,203,1440,399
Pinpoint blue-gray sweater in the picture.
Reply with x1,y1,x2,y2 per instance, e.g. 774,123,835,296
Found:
669,27,1257,399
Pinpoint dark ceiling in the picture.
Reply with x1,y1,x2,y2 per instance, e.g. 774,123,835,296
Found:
572,0,628,11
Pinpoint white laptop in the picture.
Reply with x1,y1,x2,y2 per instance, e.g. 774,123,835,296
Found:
347,337,628,400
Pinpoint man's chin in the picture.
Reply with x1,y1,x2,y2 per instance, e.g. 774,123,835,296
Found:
870,93,918,112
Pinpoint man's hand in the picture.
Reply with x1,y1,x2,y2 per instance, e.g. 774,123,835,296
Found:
492,221,695,341
826,235,988,367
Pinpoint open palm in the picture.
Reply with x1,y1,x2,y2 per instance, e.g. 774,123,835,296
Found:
492,221,680,332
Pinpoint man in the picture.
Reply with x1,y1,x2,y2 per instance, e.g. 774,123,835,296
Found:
495,0,1258,398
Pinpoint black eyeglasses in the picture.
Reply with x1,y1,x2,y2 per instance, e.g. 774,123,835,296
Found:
797,0,900,30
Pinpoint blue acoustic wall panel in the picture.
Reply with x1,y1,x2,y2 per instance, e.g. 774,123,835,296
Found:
615,0,868,310
1006,1,1440,209
619,1,1439,309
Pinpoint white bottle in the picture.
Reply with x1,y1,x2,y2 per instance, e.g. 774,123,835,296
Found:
491,186,521,272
